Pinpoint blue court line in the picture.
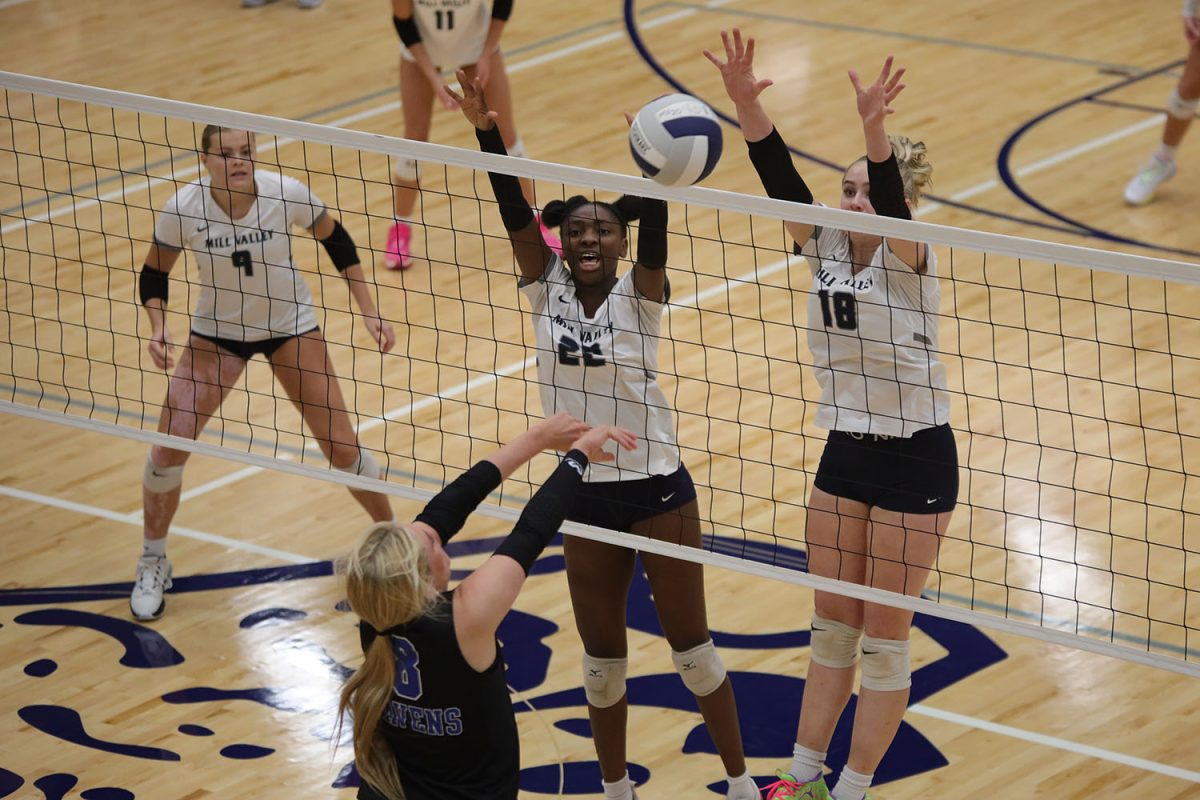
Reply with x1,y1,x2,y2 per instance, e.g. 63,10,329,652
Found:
996,60,1200,262
624,0,1096,241
658,1,1139,73
0,381,528,507
0,6,663,219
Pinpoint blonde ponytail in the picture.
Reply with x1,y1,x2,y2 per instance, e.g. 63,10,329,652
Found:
887,135,933,207
337,522,439,800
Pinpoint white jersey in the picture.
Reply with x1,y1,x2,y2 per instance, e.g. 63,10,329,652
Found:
153,171,324,341
403,0,492,68
519,254,680,482
800,223,950,438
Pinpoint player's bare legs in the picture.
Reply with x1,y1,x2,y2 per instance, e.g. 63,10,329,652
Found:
269,331,393,522
135,337,247,619
386,58,435,269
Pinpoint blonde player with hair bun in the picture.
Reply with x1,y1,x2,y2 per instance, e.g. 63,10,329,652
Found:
1123,0,1200,205
339,413,636,800
707,29,955,800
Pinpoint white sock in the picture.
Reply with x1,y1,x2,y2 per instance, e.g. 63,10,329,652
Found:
831,766,873,800
602,771,634,800
726,770,760,800
787,743,826,783
1155,143,1179,163
142,538,167,558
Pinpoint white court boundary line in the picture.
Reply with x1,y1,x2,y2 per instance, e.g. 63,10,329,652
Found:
908,704,1200,782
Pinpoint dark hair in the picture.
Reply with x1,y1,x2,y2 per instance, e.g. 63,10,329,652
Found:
540,195,644,234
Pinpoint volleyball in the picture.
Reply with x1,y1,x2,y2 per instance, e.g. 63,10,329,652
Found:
629,93,723,187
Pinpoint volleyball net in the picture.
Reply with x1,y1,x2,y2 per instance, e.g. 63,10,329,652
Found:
2,71,1198,677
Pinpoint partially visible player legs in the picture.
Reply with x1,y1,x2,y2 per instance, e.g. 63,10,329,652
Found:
1125,37,1200,205
268,331,394,522
386,58,436,270
135,337,247,620
563,536,639,799
461,52,562,254
635,500,759,800
767,488,869,800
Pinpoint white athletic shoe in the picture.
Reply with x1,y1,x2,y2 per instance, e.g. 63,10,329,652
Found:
130,555,173,620
1123,156,1176,205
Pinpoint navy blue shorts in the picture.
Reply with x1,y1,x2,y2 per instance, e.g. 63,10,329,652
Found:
190,326,319,361
814,424,958,514
567,464,697,532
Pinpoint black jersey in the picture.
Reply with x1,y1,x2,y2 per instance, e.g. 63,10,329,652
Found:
357,590,519,800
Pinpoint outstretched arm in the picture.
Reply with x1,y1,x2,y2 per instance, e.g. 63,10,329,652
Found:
452,424,638,670
849,57,926,271
410,412,590,545
705,28,814,247
448,70,550,281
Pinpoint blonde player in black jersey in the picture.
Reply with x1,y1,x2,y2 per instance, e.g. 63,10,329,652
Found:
341,413,635,800
707,30,956,800
384,0,558,270
451,72,761,800
133,125,397,621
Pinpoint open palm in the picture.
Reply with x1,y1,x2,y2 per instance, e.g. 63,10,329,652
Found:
849,56,906,126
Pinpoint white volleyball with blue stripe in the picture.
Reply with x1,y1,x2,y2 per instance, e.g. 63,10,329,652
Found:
629,93,723,187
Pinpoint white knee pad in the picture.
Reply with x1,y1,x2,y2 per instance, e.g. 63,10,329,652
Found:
335,449,382,481
393,156,419,182
809,614,864,669
671,640,727,697
143,456,184,493
1168,88,1200,120
506,136,527,159
582,653,627,708
858,636,911,692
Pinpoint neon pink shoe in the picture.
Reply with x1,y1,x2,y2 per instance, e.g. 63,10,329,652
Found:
535,212,562,256
764,770,829,800
384,221,413,270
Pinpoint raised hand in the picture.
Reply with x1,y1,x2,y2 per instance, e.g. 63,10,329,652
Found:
569,424,637,463
446,69,499,130
703,28,774,107
848,56,906,128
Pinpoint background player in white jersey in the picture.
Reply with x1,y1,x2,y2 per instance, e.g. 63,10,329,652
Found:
385,0,556,270
1123,0,1200,204
341,413,635,800
707,31,956,800
453,72,761,800
133,125,397,620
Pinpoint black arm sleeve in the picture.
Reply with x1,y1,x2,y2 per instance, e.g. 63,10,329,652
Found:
319,220,360,272
866,153,911,220
393,15,421,47
491,0,513,20
476,125,535,232
746,127,814,204
139,265,169,305
492,450,588,574
636,197,667,270
415,460,504,544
